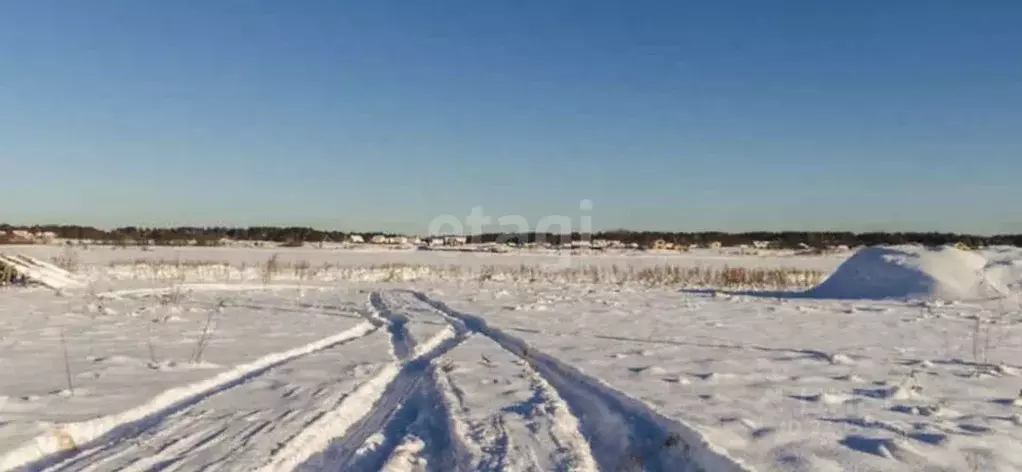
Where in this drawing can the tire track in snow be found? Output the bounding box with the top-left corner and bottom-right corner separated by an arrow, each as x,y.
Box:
313,291 -> 597,472
266,292 -> 467,472
377,292 -> 597,471
408,290 -> 756,472
370,291 -> 414,360
432,335 -> 600,472
44,333 -> 394,472
0,287 -> 380,472
371,290 -> 466,361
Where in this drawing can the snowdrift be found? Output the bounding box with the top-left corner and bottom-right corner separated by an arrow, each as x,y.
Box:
807,245 -> 1009,301
0,253 -> 84,289
980,246 -> 1022,293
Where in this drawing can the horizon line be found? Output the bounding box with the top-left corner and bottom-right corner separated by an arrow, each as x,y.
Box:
1,223 -> 1019,239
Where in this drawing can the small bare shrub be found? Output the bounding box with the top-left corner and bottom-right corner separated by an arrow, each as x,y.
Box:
60,328 -> 75,396
293,260 -> 311,280
147,324 -> 159,365
0,262 -> 20,285
263,254 -> 280,284
52,247 -> 81,273
191,298 -> 224,364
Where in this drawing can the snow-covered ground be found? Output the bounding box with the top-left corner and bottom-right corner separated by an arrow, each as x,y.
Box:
2,246 -> 1021,471
7,244 -> 847,273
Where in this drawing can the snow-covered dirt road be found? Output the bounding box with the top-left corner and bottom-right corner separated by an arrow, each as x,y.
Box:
3,288 -> 750,472
291,290 -> 748,472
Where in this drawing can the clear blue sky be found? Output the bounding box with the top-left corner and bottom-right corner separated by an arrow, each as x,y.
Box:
2,1 -> 1019,234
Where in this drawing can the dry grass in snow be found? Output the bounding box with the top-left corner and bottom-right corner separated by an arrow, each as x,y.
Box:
71,257 -> 826,291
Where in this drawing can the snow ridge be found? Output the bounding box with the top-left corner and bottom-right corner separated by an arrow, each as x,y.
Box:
288,292 -> 470,471
0,307 -> 377,472
409,290 -> 756,472
0,253 -> 83,289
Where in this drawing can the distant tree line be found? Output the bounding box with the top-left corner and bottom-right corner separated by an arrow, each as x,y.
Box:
2,224 -> 1021,249
0,225 -> 386,246
575,230 -> 1022,249
468,230 -> 1022,249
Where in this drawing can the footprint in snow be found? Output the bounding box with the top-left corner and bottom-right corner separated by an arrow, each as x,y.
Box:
902,359 -> 936,369
790,393 -> 854,405
991,397 -> 1022,407
627,365 -> 667,375
661,376 -> 691,384
693,372 -> 737,383
839,435 -> 924,461
47,388 -> 88,398
853,385 -> 923,401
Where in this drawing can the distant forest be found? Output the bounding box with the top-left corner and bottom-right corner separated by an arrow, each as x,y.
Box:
2,224 -> 1021,249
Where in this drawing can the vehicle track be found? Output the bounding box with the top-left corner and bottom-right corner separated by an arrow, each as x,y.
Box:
5,287 -> 751,472
408,290 -> 754,472
431,335 -> 599,472
286,291 -> 470,471
40,329 -> 387,472
296,290 -> 602,472
1,289 -> 382,472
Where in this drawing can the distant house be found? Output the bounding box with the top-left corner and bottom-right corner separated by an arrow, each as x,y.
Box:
592,239 -> 624,249
651,239 -> 675,251
752,240 -> 771,249
389,236 -> 409,245
10,230 -> 34,243
369,235 -> 387,244
347,235 -> 365,244
707,241 -> 723,249
954,241 -> 971,251
444,236 -> 467,246
428,238 -> 444,247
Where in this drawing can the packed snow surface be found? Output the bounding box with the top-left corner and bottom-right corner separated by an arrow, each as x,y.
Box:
1,246 -> 1021,471
808,245 -> 1011,301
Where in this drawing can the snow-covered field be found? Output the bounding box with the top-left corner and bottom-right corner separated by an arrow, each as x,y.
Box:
2,245 -> 1021,471
8,244 -> 846,273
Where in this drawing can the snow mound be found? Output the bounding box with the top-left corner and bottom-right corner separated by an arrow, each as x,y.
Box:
807,245 -> 1008,301
0,253 -> 84,289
